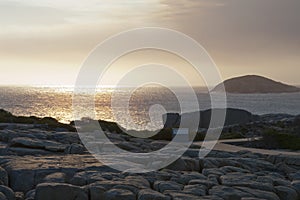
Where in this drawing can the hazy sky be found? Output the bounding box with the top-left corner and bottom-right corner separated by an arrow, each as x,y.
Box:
0,0 -> 299,86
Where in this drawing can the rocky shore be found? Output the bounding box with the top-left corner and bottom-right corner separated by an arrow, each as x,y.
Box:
0,118 -> 299,200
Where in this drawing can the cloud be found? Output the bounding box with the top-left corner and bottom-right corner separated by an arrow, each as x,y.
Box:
158,0 -> 300,68
0,0 -> 299,85
0,0 -> 163,63
0,1 -> 74,26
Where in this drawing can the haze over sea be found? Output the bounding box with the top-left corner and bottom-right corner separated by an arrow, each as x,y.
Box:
0,86 -> 299,130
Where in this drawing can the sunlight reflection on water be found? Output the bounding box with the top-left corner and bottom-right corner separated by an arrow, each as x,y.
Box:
0,86 -> 299,130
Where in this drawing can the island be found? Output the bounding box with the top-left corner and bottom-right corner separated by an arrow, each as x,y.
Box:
212,75 -> 300,94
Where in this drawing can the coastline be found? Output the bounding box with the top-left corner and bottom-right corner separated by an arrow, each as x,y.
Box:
1,86 -> 300,129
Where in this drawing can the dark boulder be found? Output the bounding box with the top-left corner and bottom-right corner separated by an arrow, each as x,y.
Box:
163,108 -> 260,129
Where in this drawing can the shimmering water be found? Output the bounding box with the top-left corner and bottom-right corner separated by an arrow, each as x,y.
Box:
0,86 -> 299,130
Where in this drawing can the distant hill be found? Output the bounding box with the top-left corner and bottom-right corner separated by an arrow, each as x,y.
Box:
212,75 -> 300,94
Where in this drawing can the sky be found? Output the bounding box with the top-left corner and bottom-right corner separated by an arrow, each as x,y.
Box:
0,0 -> 299,86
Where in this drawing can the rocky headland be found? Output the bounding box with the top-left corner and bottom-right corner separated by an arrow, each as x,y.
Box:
0,109 -> 299,200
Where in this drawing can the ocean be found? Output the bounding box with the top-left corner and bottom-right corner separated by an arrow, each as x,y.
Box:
0,86 -> 299,130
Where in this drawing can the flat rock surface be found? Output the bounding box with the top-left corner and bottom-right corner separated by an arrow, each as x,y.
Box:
0,123 -> 299,200
0,154 -> 103,170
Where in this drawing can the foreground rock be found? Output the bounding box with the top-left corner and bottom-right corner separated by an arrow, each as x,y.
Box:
0,185 -> 15,200
138,189 -> 170,200
209,185 -> 280,200
35,183 -> 88,200
0,147 -> 298,200
0,167 -> 8,186
0,120 -> 299,200
0,154 -> 111,192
